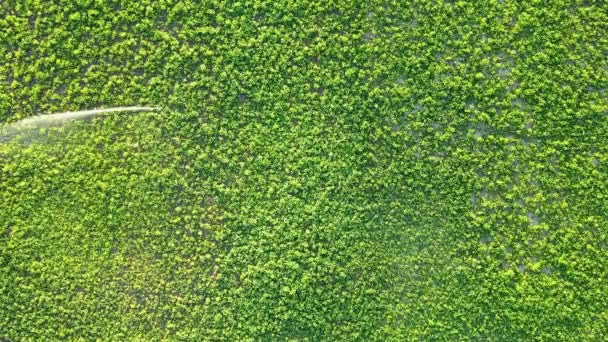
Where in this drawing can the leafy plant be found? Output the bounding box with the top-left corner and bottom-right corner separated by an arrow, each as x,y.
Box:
1,0 -> 607,340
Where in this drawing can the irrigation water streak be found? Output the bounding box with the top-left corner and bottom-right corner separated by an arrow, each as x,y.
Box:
7,106 -> 160,128
0,106 -> 161,143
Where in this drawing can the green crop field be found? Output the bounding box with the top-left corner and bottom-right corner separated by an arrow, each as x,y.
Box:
1,0 -> 607,340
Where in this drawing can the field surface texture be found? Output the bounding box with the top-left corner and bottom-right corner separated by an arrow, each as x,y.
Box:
1,0 -> 607,340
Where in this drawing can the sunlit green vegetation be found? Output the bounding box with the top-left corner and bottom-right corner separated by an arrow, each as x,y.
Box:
1,0 -> 607,340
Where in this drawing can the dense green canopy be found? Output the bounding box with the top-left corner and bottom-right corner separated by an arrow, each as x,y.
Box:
1,0 -> 607,340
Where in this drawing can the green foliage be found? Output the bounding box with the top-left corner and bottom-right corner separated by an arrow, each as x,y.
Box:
1,0 -> 608,340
